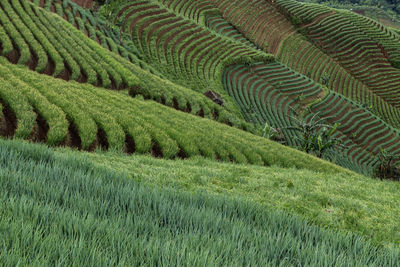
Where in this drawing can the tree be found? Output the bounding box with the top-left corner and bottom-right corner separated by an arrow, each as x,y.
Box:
374,149 -> 400,180
284,110 -> 342,158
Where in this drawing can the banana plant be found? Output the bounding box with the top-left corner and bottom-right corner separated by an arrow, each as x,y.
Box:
284,109 -> 342,158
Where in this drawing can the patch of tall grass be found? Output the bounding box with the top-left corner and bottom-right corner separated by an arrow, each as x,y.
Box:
0,139 -> 399,266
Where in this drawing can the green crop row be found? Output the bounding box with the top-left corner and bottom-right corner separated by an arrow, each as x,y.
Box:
30,0 -> 158,73
0,56 -> 349,173
277,29 -> 400,130
274,0 -> 400,111
205,14 -> 257,48
223,62 -> 323,126
298,12 -> 400,109
29,0 -> 258,130
13,0 -> 64,76
213,0 -> 296,55
0,25 -> 13,56
275,0 -> 332,23
339,10 -> 400,66
310,91 -> 400,172
0,4 -> 31,65
30,0 -> 242,120
144,0 -> 218,26
1,0 -> 48,72
113,0 -> 274,120
224,59 -> 400,173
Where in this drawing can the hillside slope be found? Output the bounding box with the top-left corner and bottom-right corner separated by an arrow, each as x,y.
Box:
1,139 -> 400,265
1,0 -> 400,264
12,0 -> 398,175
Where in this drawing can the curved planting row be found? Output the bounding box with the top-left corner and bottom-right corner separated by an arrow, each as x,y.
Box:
274,0 -> 332,24
292,9 -> 400,108
205,14 -> 257,49
112,0 -> 273,112
2,0 -> 249,129
339,10 -> 400,68
224,60 -> 400,174
223,62 -> 325,146
213,0 -> 296,55
311,91 -> 400,172
30,0 -> 161,76
0,57 -> 344,173
0,0 -> 139,88
70,0 -> 93,9
277,0 -> 400,65
277,34 -> 400,129
156,0 -> 218,24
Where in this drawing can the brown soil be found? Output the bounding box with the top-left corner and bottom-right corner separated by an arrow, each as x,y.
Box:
115,2 -> 148,24
125,6 -> 160,34
169,28 -> 203,62
302,11 -> 336,28
146,16 -> 179,46
56,62 -> 71,81
124,134 -> 136,154
172,97 -> 181,111
200,42 -> 226,78
0,103 -> 16,137
76,70 -> 88,84
137,10 -> 169,42
151,141 -> 163,158
190,37 -> 217,67
162,24 -> 201,58
62,10 -> 68,21
88,128 -> 109,151
43,57 -> 55,76
196,108 -> 205,118
62,121 -> 82,149
5,48 -> 20,64
96,35 -> 101,46
29,111 -> 49,143
352,10 -> 366,16
177,148 -> 188,159
155,21 -> 188,58
194,3 -> 216,22
70,0 -> 94,9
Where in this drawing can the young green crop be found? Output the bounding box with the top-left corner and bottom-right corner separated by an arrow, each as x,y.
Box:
0,56 -> 349,174
0,25 -> 13,56
1,0 -> 48,72
32,4 -> 81,80
13,0 -> 64,76
0,75 -> 35,139
0,63 -> 68,145
0,6 -> 31,65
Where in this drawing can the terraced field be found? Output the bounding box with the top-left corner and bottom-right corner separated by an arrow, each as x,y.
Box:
1,0 -> 400,173
110,0 -> 272,108
1,0 -> 400,263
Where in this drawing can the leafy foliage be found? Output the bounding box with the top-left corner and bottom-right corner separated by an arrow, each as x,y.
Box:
286,110 -> 342,158
374,149 -> 400,180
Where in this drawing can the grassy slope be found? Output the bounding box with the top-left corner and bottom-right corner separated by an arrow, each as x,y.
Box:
1,138 -> 399,266
87,149 -> 400,247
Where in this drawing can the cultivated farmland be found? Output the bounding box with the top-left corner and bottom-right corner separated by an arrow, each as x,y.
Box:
1,0 -> 400,264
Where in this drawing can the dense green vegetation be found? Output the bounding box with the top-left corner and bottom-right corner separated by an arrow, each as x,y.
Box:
14,0 -> 399,175
88,148 -> 400,247
1,0 -> 400,263
1,139 -> 400,265
1,57 -> 350,173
